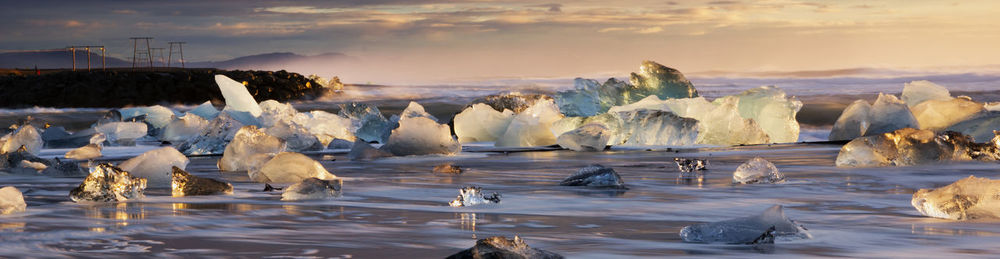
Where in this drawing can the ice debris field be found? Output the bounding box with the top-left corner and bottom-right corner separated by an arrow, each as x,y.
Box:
4,61 -> 1000,257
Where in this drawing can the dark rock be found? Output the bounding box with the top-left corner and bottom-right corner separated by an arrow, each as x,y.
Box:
348,139 -> 392,161
171,166 -> 233,196
40,157 -> 87,177
281,177 -> 343,201
433,163 -> 463,174
446,236 -> 564,259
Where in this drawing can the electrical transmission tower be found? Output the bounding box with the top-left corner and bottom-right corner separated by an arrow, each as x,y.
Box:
150,48 -> 165,67
130,37 -> 154,70
168,42 -> 186,68
67,45 -> 106,71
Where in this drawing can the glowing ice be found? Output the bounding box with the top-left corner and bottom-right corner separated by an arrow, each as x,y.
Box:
732,157 -> 784,184
339,103 -> 391,143
218,125 -> 285,172
65,144 -> 101,160
912,176 -> 1000,220
281,177 -> 343,201
629,60 -> 699,101
215,74 -> 262,117
294,111 -> 355,146
382,115 -> 461,156
910,97 -> 984,130
70,163 -> 147,202
171,166 -> 232,197
93,122 -> 148,146
901,80 -> 952,108
249,152 -> 336,183
399,101 -> 438,121
0,186 -> 26,215
679,205 -> 810,244
559,164 -> 625,188
1,125 -> 42,155
118,147 -> 190,187
449,186 -> 501,207
454,103 -> 514,142
828,100 -> 872,141
496,99 -> 564,147
556,124 -> 610,151
835,128 -> 1000,167
119,105 -> 177,131
258,100 -> 298,128
731,86 -> 802,143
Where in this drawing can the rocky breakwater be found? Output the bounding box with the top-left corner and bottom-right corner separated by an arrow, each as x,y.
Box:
0,69 -> 331,108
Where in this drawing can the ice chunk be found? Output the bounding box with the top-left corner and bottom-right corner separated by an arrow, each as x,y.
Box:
702,97 -> 771,145
180,110 -> 247,155
339,103 -> 392,143
448,186 -> 501,207
93,122 -> 148,146
294,111 -> 355,146
171,166 -> 232,197
187,101 -> 220,120
119,105 -> 177,130
628,60 -> 699,101
496,99 -> 564,147
281,177 -> 343,201
911,97 -> 984,130
266,119 -> 323,152
0,186 -> 26,215
912,176 -> 1000,220
556,123 -> 610,151
160,113 -> 210,142
835,128 -> 1000,167
383,116 -> 461,156
249,152 -> 336,183
901,80 -> 952,108
469,92 -> 554,113
65,144 -> 101,160
732,157 -> 784,184
70,163 -> 147,202
215,74 -> 262,117
347,140 -> 393,161
454,103 -> 515,143
867,93 -> 920,136
733,86 -> 802,143
679,205 -> 810,244
118,147 -> 190,187
42,127 -> 100,148
555,78 -> 602,117
218,125 -> 285,172
615,109 -> 700,146
40,158 -> 87,177
446,236 -> 564,259
828,100 -> 872,141
674,158 -> 708,172
432,163 -> 463,174
1,125 -> 42,155
399,101 -> 438,121
947,111 -> 1000,142
559,164 -> 626,188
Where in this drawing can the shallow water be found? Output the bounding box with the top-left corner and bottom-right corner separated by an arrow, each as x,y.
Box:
3,143 -> 1000,258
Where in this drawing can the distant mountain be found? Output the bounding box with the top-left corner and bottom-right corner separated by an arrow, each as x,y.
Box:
187,52 -> 355,70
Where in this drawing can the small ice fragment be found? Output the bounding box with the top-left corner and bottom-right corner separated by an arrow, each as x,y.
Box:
559,164 -> 626,188
93,122 -> 148,146
171,166 -> 233,197
281,177 -> 343,201
912,175 -> 1000,220
1,146 -> 51,174
674,158 -> 708,172
449,186 -> 501,207
327,138 -> 354,149
1,125 -> 42,155
732,157 -> 784,184
556,123 -> 610,151
249,152 -> 336,183
432,163 -> 463,174
679,205 -> 810,244
215,75 -> 263,117
65,144 -> 102,160
266,119 -> 323,152
70,163 -> 147,202
118,147 -> 190,187
446,236 -> 564,259
218,125 -> 285,172
0,186 -> 26,215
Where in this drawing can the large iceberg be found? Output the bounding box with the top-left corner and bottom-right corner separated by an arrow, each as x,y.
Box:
912,176 -> 1000,220
218,125 -> 285,172
732,157 -> 784,184
118,147 -> 190,187
835,128 -> 1000,167
249,152 -> 337,183
1,125 -> 42,155
446,236 -> 563,259
215,74 -> 262,117
70,163 -> 147,202
281,177 -> 343,201
93,122 -> 148,146
679,205 -> 810,244
556,123 -> 610,151
495,99 -> 564,147
453,103 -> 515,143
604,95 -> 772,146
0,186 -> 26,215
339,103 -> 392,143
383,103 -> 461,156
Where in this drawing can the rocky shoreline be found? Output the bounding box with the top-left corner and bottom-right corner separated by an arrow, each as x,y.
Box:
0,69 -> 331,108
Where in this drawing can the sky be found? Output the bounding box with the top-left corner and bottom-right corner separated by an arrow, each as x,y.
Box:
2,0 -> 999,84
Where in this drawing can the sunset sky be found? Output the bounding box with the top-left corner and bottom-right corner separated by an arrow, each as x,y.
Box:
2,0 -> 999,84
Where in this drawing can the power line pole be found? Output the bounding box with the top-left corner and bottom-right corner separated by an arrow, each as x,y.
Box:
168,42 -> 186,68
68,45 -> 106,71
151,48 -> 165,67
130,37 -> 154,70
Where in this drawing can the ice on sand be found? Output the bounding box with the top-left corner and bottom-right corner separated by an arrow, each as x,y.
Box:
281,177 -> 343,201
0,186 -> 26,215
901,80 -> 952,108
161,113 -> 210,142
215,75 -> 262,117
171,166 -> 233,197
218,125 -> 285,172
679,205 -> 810,244
454,103 -> 515,142
910,97 -> 983,130
446,236 -> 563,259
339,103 -> 392,144
118,147 -> 190,187
732,157 -> 784,184
835,128 -> 1000,167
93,122 -> 148,146
70,163 -> 147,202
495,99 -> 564,147
556,123 -> 610,151
449,186 -> 501,207
65,144 -> 101,160
912,176 -> 1000,220
249,152 -> 336,183
559,164 -> 626,188
1,125 -> 42,155
382,115 -> 461,156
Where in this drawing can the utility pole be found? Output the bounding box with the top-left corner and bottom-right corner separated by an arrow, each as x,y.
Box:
130,37 -> 154,70
168,42 -> 186,68
151,48 -> 165,67
68,45 -> 106,71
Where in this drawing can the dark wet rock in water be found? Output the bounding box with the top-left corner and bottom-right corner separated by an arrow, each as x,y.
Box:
433,163 -> 463,174
171,166 -> 233,197
559,164 -> 625,188
674,158 -> 708,172
449,186 -> 501,207
69,163 -> 146,202
40,158 -> 87,177
327,138 -> 354,149
446,236 -> 564,259
347,139 -> 392,161
469,92 -> 555,113
0,145 -> 52,174
281,177 -> 343,201
263,183 -> 283,192
679,205 -> 810,244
